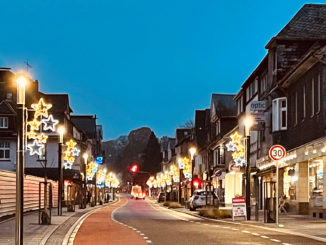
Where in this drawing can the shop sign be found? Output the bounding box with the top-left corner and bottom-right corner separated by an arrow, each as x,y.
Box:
252,112 -> 265,122
250,101 -> 266,112
232,197 -> 247,220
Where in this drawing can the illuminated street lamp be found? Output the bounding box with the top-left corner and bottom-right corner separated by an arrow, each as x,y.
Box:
57,125 -> 65,215
189,147 -> 197,196
243,115 -> 254,220
16,74 -> 27,245
178,157 -> 184,204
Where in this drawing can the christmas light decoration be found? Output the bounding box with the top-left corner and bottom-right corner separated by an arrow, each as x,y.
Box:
26,98 -> 59,157
27,140 -> 45,156
227,131 -> 246,167
63,139 -> 80,169
31,98 -> 52,118
42,114 -> 59,132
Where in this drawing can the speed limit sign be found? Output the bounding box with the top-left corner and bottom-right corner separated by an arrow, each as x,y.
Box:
269,145 -> 286,161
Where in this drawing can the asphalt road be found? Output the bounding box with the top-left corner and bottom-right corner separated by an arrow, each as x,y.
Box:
113,195 -> 326,245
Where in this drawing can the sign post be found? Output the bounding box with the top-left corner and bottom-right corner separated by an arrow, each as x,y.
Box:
232,197 -> 247,221
269,145 -> 286,225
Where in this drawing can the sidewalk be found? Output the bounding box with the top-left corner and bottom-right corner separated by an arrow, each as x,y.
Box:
156,200 -> 326,242
0,202 -> 114,245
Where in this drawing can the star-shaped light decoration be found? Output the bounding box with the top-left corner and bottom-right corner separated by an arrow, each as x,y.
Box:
42,115 -> 59,132
71,147 -> 80,157
230,131 -> 242,144
234,157 -> 246,167
63,162 -> 73,169
31,98 -> 52,118
66,139 -> 77,149
27,119 -> 42,131
37,133 -> 48,144
226,141 -> 237,152
27,140 -> 45,156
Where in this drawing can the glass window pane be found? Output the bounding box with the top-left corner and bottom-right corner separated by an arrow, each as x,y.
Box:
4,150 -> 9,159
0,150 -> 4,159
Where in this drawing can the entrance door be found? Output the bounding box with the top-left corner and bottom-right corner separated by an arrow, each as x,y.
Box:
263,181 -> 276,223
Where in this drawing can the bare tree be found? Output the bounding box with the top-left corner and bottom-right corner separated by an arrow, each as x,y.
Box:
180,119 -> 194,129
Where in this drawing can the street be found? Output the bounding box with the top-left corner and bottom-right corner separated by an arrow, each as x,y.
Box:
72,195 -> 326,245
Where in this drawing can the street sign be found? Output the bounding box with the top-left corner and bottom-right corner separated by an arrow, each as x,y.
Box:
269,145 -> 286,161
232,197 -> 247,221
250,101 -> 266,112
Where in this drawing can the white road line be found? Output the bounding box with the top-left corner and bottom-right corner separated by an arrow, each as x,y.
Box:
140,234 -> 145,236
261,235 -> 269,239
143,237 -> 149,239
232,228 -> 239,231
242,230 -> 250,233
282,243 -> 291,245
252,233 -> 260,236
146,240 -> 152,243
271,239 -> 281,242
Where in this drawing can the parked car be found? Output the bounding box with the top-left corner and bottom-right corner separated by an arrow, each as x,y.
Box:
188,190 -> 218,211
157,192 -> 166,203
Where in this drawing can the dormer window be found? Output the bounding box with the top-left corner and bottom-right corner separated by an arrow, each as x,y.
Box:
0,117 -> 8,129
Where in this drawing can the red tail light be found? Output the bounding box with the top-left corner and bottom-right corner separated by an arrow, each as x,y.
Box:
194,196 -> 199,200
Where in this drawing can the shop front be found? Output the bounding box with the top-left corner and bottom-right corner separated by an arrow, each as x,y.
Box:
257,139 -> 326,217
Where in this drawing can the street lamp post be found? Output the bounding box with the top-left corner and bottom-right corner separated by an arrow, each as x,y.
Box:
189,147 -> 197,196
244,116 -> 254,221
16,75 -> 27,245
57,126 -> 65,216
82,153 -> 88,208
178,158 -> 184,204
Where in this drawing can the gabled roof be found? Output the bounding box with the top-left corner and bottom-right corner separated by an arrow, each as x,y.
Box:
0,100 -> 16,115
71,115 -> 97,138
266,4 -> 326,48
210,94 -> 236,119
39,93 -> 73,114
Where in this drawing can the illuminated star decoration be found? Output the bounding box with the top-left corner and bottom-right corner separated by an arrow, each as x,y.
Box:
27,119 -> 42,131
37,133 -> 48,143
63,162 -> 73,169
31,98 -> 52,118
27,140 -> 45,156
71,147 -> 80,157
226,141 -> 237,152
226,131 -> 247,167
42,115 -> 59,132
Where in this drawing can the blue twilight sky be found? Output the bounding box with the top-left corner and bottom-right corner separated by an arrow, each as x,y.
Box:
0,0 -> 323,140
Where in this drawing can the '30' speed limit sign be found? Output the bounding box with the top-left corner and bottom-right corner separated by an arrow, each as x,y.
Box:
269,145 -> 286,161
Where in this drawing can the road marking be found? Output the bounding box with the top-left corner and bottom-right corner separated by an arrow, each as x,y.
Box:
146,240 -> 152,243
232,228 -> 239,231
140,233 -> 145,236
143,237 -> 149,239
261,235 -> 269,239
242,230 -> 250,233
282,243 -> 291,245
271,239 -> 281,242
252,233 -> 260,236
203,223 -> 209,226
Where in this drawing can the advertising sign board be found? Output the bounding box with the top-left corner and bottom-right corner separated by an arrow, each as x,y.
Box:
232,197 -> 247,221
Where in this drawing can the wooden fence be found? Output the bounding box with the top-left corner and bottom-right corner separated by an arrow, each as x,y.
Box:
0,170 -> 58,217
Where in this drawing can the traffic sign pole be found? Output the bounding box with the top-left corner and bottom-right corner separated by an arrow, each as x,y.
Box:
269,145 -> 286,226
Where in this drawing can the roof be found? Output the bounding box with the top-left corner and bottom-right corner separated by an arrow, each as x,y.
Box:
0,100 -> 16,115
39,93 -> 73,114
71,115 -> 97,137
210,94 -> 236,118
266,4 -> 326,48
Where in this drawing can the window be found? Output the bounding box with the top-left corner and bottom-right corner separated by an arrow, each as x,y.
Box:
217,145 -> 225,165
311,78 -> 315,116
272,97 -> 287,132
317,73 -> 321,113
260,72 -> 268,94
237,96 -> 243,115
0,142 -> 10,160
216,120 -> 220,135
246,80 -> 258,102
0,117 -> 8,128
6,93 -> 12,101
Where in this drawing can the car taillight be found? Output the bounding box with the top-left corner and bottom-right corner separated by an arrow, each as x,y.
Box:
194,196 -> 199,200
